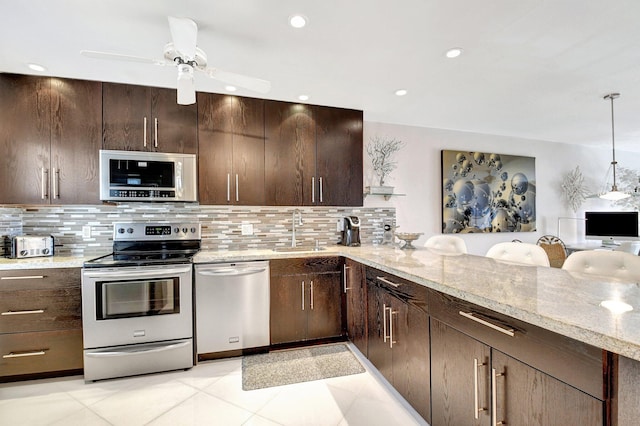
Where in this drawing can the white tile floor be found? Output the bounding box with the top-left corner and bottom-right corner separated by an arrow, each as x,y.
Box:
0,344 -> 427,426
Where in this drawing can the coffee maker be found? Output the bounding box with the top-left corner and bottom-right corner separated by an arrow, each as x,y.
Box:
339,216 -> 361,246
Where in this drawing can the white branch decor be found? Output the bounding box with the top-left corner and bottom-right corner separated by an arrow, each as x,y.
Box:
366,136 -> 405,186
561,165 -> 590,212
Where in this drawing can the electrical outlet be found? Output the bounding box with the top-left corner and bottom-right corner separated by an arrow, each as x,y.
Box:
241,224 -> 254,236
82,225 -> 92,238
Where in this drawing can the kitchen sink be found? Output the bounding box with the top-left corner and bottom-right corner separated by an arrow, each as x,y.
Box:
272,246 -> 326,253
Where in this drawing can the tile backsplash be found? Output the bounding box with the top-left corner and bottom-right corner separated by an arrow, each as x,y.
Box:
0,204 -> 396,257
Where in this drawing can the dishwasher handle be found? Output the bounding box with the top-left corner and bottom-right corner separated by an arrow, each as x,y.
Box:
197,268 -> 267,277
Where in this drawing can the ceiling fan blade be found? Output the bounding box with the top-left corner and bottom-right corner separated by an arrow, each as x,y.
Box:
81,50 -> 166,65
176,64 -> 196,105
206,68 -> 271,94
168,16 -> 198,60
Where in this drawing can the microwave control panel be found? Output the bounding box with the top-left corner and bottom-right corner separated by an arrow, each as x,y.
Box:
109,189 -> 176,198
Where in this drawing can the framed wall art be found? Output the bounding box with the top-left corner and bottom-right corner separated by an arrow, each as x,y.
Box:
441,150 -> 536,234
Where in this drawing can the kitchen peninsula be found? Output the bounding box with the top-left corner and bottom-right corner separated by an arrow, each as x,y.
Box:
2,245 -> 639,424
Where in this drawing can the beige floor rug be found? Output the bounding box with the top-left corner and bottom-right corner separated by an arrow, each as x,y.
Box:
242,343 -> 365,391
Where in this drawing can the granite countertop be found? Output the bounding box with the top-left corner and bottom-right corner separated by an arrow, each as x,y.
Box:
0,254 -> 103,270
197,245 -> 640,362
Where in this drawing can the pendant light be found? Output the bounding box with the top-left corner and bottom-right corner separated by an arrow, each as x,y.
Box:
599,93 -> 631,201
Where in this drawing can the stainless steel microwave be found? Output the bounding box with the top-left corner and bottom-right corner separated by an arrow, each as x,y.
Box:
99,150 -> 197,202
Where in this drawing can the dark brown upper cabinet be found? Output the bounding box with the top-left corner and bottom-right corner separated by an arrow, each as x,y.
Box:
265,100 -> 363,206
0,74 -> 102,204
102,83 -> 197,154
197,93 -> 265,205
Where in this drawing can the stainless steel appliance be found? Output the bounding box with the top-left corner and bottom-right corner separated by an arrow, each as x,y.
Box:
339,216 -> 361,246
99,150 -> 197,202
82,222 -> 201,381
10,235 -> 54,258
195,261 -> 270,357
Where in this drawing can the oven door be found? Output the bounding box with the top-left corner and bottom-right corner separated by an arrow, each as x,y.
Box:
81,264 -> 193,349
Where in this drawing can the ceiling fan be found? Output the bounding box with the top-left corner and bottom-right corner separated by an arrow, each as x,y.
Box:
81,16 -> 271,105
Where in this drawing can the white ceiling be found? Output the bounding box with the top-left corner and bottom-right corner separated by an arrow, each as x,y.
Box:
3,0 -> 640,152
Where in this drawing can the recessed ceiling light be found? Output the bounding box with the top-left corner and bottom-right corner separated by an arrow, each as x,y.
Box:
445,48 -> 463,58
27,63 -> 47,72
298,94 -> 309,101
225,85 -> 237,92
395,89 -> 408,97
289,14 -> 308,28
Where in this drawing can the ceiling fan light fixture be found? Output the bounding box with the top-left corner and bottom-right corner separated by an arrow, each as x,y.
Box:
176,63 -> 196,105
599,93 -> 630,201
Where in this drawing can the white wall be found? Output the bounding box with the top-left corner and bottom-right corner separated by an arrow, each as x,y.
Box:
363,121 -> 640,255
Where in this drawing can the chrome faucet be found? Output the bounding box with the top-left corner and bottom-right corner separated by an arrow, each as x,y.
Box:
291,209 -> 303,247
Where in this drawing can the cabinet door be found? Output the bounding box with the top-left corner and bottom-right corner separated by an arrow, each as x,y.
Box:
393,298 -> 431,422
367,282 -> 393,382
345,259 -> 367,355
102,82 -> 151,151
152,87 -> 197,154
306,272 -> 342,340
230,96 -> 265,205
492,350 -> 603,426
264,100 -> 316,205
270,274 -> 307,344
315,106 -> 363,206
0,74 -> 51,204
431,318 -> 491,426
198,93 -> 234,204
50,78 -> 102,204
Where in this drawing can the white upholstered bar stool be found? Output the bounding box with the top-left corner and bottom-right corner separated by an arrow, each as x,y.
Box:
562,250 -> 640,281
424,235 -> 468,254
485,242 -> 551,267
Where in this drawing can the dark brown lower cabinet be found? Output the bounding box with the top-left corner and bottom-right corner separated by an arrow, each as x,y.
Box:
270,258 -> 342,345
430,317 -> 604,426
366,267 -> 430,422
344,258 -> 367,356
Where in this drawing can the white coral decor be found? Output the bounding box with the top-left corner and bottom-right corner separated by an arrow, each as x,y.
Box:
561,166 -> 589,212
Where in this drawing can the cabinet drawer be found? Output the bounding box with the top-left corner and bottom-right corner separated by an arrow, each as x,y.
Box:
270,257 -> 341,276
0,329 -> 83,379
0,268 -> 80,291
430,290 -> 606,399
365,267 -> 428,314
0,286 -> 82,333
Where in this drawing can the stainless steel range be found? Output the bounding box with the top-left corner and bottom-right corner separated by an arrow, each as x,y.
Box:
81,222 -> 200,381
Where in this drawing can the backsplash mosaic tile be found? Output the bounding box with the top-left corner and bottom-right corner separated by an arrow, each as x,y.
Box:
1,204 -> 396,257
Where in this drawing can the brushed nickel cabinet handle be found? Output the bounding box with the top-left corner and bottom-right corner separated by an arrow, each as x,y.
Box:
376,276 -> 400,288
389,308 -> 397,348
3,350 -> 46,359
459,311 -> 515,337
310,280 -> 314,310
1,275 -> 45,280
52,168 -> 60,199
301,281 -> 305,311
492,368 -> 506,425
319,177 -> 323,203
474,358 -> 487,419
227,173 -> 231,202
1,309 -> 45,316
41,168 -> 49,199
343,264 -> 351,293
143,117 -> 147,147
311,177 -> 316,203
382,303 -> 388,343
235,174 -> 239,202
154,117 -> 158,148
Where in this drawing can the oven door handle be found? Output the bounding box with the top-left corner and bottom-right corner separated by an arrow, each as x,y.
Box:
85,341 -> 190,358
83,266 -> 192,279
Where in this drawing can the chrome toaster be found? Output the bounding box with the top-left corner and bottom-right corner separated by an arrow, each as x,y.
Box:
11,235 -> 54,259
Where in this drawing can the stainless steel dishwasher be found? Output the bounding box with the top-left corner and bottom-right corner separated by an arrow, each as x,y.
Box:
195,261 -> 270,354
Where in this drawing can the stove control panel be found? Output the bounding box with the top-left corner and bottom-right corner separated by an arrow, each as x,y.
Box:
113,222 -> 201,241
